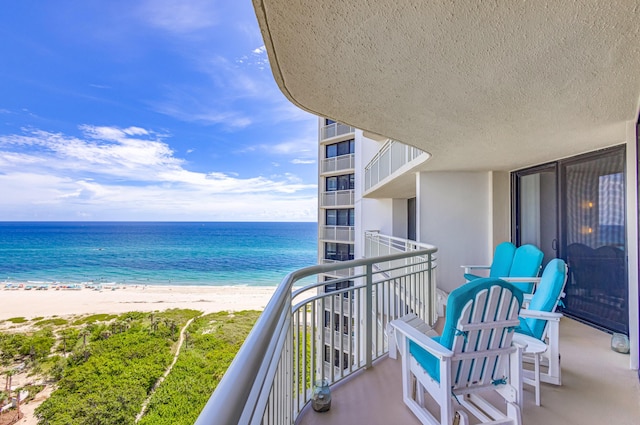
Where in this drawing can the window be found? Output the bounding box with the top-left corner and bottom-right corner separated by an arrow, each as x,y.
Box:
325,174 -> 354,192
325,346 -> 350,369
326,144 -> 338,158
325,139 -> 355,158
324,277 -> 354,298
325,118 -> 336,126
326,209 -> 354,226
324,243 -> 354,261
342,352 -> 351,370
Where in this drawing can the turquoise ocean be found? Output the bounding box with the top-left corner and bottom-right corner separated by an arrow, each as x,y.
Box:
0,222 -> 318,287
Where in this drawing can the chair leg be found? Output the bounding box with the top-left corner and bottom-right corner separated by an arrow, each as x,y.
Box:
506,401 -> 522,425
534,353 -> 541,406
453,411 -> 469,425
543,320 -> 562,385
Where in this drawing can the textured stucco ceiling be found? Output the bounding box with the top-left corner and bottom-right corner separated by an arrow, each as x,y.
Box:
254,0 -> 640,171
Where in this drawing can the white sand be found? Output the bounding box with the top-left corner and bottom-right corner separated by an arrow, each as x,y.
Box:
0,285 -> 279,320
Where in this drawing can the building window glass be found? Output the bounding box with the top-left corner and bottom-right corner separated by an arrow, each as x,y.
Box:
343,352 -> 351,369
326,144 -> 338,158
324,277 -> 354,298
324,243 -> 354,261
325,139 -> 355,158
325,118 -> 335,126
326,176 -> 338,191
325,174 -> 354,192
326,209 -> 354,226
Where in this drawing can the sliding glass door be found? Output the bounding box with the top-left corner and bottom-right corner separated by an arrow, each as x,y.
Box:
513,164 -> 558,267
562,146 -> 627,334
513,145 -> 628,334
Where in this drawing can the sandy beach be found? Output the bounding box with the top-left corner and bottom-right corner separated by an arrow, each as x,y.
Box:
0,285 -> 279,321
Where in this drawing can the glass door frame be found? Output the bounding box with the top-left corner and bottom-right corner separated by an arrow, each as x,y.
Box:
512,144 -> 629,334
511,161 -> 560,256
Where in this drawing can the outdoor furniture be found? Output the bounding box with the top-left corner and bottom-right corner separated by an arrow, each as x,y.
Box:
389,278 -> 524,425
462,241 -> 516,281
506,245 -> 544,293
512,258 -> 568,405
462,243 -> 543,294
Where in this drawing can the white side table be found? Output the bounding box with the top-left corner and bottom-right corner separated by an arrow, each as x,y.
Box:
512,333 -> 547,406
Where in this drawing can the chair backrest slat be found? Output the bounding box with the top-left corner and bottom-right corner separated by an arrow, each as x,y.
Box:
449,283 -> 522,389
455,289 -> 487,385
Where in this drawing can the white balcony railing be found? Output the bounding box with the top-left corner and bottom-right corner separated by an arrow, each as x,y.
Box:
321,153 -> 355,174
364,140 -> 425,191
320,189 -> 354,207
322,225 -> 355,242
195,247 -> 438,425
322,258 -> 355,278
320,122 -> 355,140
364,230 -> 430,257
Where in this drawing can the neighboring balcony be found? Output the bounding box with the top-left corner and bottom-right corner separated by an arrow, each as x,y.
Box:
321,225 -> 355,243
321,122 -> 355,140
363,140 -> 430,198
321,153 -> 355,174
322,259 -> 355,278
320,190 -> 354,207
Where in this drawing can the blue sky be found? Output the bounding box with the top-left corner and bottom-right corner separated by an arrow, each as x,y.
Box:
0,0 -> 318,221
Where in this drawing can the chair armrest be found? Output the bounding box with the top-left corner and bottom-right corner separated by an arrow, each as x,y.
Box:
519,309 -> 563,321
389,319 -> 453,359
501,276 -> 542,293
460,264 -> 490,274
461,265 -> 491,277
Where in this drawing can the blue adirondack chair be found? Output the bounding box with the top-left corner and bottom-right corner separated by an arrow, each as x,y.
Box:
389,278 -> 525,425
512,258 -> 568,405
462,241 -> 516,281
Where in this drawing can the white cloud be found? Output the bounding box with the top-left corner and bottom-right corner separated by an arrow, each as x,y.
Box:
241,132 -> 318,160
138,0 -> 218,34
0,126 -> 317,221
291,159 -> 315,164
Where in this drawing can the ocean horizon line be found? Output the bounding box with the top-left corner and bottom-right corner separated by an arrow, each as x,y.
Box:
0,220 -> 318,224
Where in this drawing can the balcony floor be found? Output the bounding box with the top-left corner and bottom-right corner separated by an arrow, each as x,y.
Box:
297,318 -> 640,425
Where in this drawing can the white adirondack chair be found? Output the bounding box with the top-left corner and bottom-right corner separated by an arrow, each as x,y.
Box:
389,278 -> 524,425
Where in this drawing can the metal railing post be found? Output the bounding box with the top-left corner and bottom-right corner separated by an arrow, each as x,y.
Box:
365,263 -> 373,368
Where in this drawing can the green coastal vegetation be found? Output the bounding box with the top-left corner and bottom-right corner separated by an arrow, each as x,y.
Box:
0,309 -> 260,424
139,310 -> 261,425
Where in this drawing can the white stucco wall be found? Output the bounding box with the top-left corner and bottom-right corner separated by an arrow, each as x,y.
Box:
355,132 -> 393,258
391,198 -> 408,239
417,171 -> 492,293
491,171 -> 511,246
